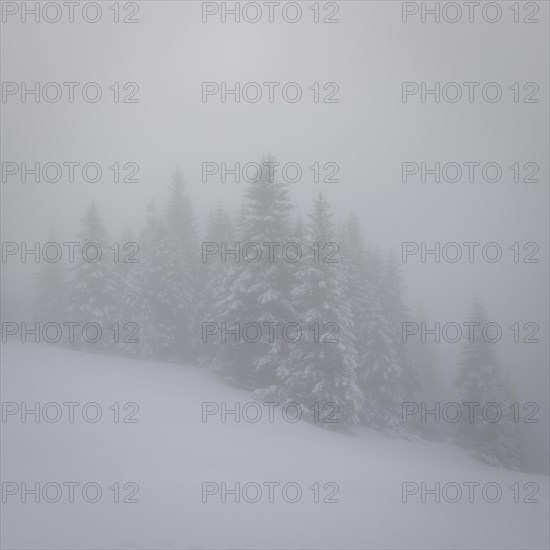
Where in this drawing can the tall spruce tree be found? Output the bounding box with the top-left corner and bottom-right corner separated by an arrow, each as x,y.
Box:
343,215 -> 370,375
119,201 -> 173,359
67,202 -> 119,351
280,194 -> 362,431
212,156 -> 294,392
385,252 -> 425,434
200,204 -> 234,367
162,168 -> 200,362
114,228 -> 138,293
454,299 -> 524,470
358,249 -> 422,435
109,228 -> 139,354
407,301 -> 442,440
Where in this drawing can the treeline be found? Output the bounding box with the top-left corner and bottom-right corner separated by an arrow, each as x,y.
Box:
33,162 -> 524,471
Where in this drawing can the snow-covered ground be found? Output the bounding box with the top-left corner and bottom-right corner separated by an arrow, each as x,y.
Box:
1,343 -> 548,549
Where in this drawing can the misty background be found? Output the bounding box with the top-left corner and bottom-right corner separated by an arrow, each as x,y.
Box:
2,1 -> 548,471
1,0 -> 549,521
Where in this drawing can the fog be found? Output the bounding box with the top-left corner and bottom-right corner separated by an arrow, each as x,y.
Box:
1,1 -> 549,548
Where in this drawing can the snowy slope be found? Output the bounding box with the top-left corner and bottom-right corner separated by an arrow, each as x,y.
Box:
1,343 -> 548,549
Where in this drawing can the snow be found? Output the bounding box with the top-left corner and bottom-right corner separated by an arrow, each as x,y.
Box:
1,343 -> 548,549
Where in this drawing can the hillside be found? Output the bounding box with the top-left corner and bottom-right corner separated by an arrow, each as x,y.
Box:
1,343 -> 548,549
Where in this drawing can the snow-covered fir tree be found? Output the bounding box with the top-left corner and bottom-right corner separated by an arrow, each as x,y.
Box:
212,156 -> 294,392
120,169 -> 200,364
113,228 -> 138,293
358,249 -> 421,435
407,301 -> 442,440
454,299 -> 524,470
279,194 -> 362,431
108,228 -> 140,353
342,214 -> 370,378
162,168 -> 201,362
384,252 -> 425,434
67,202 -> 119,351
199,204 -> 234,367
119,201 -> 173,359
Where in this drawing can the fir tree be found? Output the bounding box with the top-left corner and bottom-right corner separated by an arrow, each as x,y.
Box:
212,156 -> 294,392
115,228 -> 138,290
280,194 -> 362,431
162,168 -> 200,362
342,215 -> 369,376
454,299 -> 524,470
119,201 -> 174,359
199,204 -> 234,366
357,249 -> 422,435
111,228 -> 139,353
407,301 -> 442,440
359,249 -> 403,432
67,202 -> 119,351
